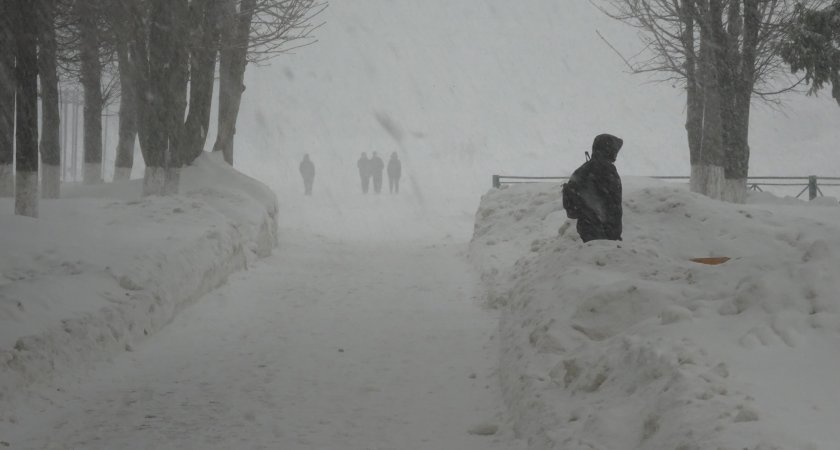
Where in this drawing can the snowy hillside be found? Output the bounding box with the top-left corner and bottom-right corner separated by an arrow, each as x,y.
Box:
234,0 -> 840,211
471,181 -> 840,449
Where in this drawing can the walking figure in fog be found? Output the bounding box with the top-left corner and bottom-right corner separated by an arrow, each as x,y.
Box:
299,154 -> 315,196
562,134 -> 623,242
370,152 -> 385,194
387,152 -> 402,194
358,152 -> 372,194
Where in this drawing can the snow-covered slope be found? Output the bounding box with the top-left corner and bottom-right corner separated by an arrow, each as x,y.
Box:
0,154 -> 278,405
471,181 -> 840,449
234,0 -> 840,213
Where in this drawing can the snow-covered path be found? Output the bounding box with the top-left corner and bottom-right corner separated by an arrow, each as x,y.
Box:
4,224 -> 515,449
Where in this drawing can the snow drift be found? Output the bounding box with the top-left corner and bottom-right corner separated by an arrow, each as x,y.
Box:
471,180 -> 840,450
0,153 -> 278,406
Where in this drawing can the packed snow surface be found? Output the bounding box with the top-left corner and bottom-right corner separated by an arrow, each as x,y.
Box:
0,153 -> 278,405
0,175 -> 521,449
471,180 -> 840,450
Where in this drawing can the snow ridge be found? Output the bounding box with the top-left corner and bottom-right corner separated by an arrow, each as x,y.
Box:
471,180 -> 840,449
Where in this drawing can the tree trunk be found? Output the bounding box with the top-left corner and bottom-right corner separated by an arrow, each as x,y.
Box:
182,0 -> 223,165
682,4 -> 705,193
144,0 -> 189,195
163,0 -> 189,194
114,41 -> 137,181
79,0 -> 103,185
718,0 -> 740,203
14,0 -> 39,217
722,94 -> 750,203
723,0 -> 760,204
126,1 -> 169,196
0,4 -> 15,197
39,0 -> 61,198
693,0 -> 726,200
126,0 -> 153,170
686,80 -> 706,192
213,0 -> 256,166
134,0 -> 166,195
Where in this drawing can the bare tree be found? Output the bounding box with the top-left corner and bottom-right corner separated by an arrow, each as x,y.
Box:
113,40 -> 137,180
40,0 -> 62,198
181,0 -> 225,165
718,0 -> 761,202
0,3 -> 14,197
120,0 -> 205,188
77,0 -> 105,184
213,0 -> 257,166
155,0 -> 190,194
599,0 -> 805,202
15,0 -> 40,217
125,0 -> 154,188
213,0 -> 325,165
97,0 -> 137,181
127,0 -> 190,195
114,0 -> 322,195
695,0 -> 728,199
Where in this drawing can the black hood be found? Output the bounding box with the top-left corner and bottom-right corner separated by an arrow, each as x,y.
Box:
592,134 -> 623,163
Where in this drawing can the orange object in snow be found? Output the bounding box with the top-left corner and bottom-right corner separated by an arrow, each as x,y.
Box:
690,257 -> 731,265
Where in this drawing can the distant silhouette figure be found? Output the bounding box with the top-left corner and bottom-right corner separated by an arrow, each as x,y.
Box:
370,152 -> 385,194
357,153 -> 371,194
299,154 -> 315,196
562,134 -> 623,242
387,152 -> 402,194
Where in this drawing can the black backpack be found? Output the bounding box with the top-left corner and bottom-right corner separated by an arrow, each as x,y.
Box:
562,151 -> 589,219
562,181 -> 580,219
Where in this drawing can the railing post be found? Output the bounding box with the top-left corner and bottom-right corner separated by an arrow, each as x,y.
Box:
809,175 -> 818,200
492,175 -> 500,189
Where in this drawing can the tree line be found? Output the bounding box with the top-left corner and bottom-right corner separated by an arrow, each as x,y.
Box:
600,0 -> 839,203
1,0 -> 324,217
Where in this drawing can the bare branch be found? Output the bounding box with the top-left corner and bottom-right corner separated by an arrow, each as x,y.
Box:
596,29 -> 637,72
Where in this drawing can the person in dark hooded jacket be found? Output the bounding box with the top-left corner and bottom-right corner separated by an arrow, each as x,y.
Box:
370,152 -> 385,194
299,154 -> 315,195
562,134 -> 623,242
387,152 -> 401,194
358,153 -> 371,194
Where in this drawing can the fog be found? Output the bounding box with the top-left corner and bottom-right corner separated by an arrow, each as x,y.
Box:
234,0 -> 840,226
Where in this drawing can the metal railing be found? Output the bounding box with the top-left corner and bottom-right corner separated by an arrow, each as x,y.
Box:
491,175 -> 840,201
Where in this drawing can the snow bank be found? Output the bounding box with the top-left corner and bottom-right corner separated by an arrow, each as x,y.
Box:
0,153 -> 278,405
471,180 -> 840,450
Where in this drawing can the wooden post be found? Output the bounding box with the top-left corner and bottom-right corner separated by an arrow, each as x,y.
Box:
492,175 -> 500,189
809,176 -> 818,201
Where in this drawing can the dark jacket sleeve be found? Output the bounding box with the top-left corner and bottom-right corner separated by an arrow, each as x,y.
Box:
601,165 -> 622,240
